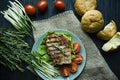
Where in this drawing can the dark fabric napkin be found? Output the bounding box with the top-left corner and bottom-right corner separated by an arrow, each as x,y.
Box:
32,10 -> 118,80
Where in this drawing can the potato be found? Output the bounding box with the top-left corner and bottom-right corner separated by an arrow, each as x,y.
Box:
102,32 -> 120,52
97,20 -> 117,40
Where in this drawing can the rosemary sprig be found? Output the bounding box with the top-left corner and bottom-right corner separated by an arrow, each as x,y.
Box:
0,28 -> 30,72
52,44 -> 65,54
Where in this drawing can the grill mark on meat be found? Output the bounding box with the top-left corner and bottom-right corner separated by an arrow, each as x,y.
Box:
47,50 -> 61,55
46,42 -> 59,47
46,37 -> 60,43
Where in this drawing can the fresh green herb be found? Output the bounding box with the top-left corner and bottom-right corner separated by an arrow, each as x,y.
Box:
71,54 -> 76,59
0,28 -> 30,72
28,52 -> 60,79
41,54 -> 52,62
38,45 -> 47,56
46,32 -> 55,36
52,44 -> 65,54
71,41 -> 75,54
0,28 -> 60,79
1,0 -> 35,37
38,41 -> 53,65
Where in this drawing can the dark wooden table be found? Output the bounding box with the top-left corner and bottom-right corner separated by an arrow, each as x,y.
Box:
0,0 -> 120,80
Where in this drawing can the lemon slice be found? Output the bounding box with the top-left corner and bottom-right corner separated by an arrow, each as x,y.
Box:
102,32 -> 120,52
97,20 -> 117,40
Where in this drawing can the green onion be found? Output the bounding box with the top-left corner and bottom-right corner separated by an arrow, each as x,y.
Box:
1,0 -> 35,37
28,52 -> 60,79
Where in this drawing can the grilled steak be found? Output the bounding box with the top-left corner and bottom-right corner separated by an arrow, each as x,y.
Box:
46,34 -> 71,65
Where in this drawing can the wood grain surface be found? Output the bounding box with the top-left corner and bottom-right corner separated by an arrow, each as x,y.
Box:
0,0 -> 120,80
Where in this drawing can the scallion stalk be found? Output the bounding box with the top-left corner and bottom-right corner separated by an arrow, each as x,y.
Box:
1,0 -> 35,37
28,52 -> 60,79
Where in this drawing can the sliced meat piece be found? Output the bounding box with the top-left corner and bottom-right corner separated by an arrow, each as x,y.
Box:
46,33 -> 71,65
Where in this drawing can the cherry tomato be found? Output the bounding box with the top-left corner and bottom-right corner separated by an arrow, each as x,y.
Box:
70,62 -> 78,73
73,54 -> 83,64
54,0 -> 65,11
73,42 -> 81,54
37,0 -> 48,12
24,4 -> 36,15
60,65 -> 70,77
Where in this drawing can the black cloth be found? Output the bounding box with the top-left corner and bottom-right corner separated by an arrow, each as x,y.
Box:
0,0 -> 120,80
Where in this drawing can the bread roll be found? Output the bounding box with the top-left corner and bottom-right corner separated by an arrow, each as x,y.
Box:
81,10 -> 104,33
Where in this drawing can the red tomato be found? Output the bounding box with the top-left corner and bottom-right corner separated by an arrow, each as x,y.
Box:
73,54 -> 83,64
37,0 -> 48,12
24,4 -> 36,15
73,42 -> 81,54
54,0 -> 65,11
70,62 -> 78,73
60,65 -> 70,77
